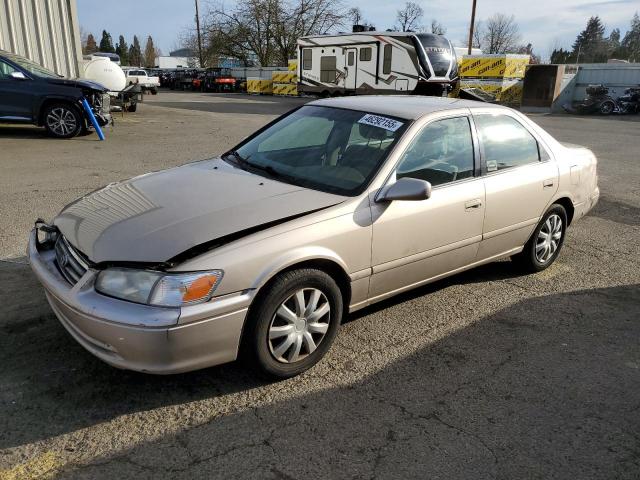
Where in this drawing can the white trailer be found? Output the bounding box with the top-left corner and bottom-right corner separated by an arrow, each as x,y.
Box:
297,32 -> 458,96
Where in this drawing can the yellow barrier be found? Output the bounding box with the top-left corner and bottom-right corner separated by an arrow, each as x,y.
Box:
459,54 -> 529,79
273,83 -> 298,96
271,71 -> 298,84
458,78 -> 524,105
247,78 -> 273,94
288,59 -> 298,71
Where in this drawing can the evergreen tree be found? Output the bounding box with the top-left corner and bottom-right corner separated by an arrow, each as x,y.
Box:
550,48 -> 572,64
128,35 -> 142,67
621,12 -> 640,62
143,36 -> 156,68
572,16 -> 607,63
99,30 -> 115,53
115,35 -> 129,65
85,33 -> 98,54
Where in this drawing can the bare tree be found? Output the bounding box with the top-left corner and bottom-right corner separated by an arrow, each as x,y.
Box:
482,13 -> 521,54
201,0 -> 344,66
430,19 -> 446,35
461,21 -> 483,49
395,1 -> 423,32
347,7 -> 363,26
272,0 -> 345,65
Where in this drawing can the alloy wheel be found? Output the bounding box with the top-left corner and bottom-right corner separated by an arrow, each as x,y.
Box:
268,288 -> 330,364
46,107 -> 77,136
535,214 -> 563,264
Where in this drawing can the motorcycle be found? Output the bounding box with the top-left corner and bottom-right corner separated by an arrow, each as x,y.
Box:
564,84 -> 640,115
617,86 -> 640,114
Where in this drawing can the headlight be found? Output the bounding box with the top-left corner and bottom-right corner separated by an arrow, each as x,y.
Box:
95,268 -> 223,307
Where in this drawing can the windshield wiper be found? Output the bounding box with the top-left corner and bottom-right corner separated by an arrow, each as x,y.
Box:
223,150 -> 303,186
224,149 -> 247,167
224,150 -> 283,178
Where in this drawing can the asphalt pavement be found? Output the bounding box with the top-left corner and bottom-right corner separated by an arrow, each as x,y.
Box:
0,92 -> 638,479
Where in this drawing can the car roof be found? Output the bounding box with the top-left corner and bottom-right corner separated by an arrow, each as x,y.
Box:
308,95 -> 504,120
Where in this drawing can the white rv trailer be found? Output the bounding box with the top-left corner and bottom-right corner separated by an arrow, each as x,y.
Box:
297,32 -> 458,96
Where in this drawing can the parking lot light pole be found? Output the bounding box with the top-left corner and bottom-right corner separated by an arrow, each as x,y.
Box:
195,0 -> 204,68
468,0 -> 477,55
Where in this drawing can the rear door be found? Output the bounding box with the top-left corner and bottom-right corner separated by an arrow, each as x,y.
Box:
472,110 -> 559,260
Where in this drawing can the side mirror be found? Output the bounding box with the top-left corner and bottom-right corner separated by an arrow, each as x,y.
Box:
377,177 -> 432,202
10,71 -> 27,80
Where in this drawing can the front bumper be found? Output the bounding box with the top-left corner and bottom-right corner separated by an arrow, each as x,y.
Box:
27,229 -> 250,374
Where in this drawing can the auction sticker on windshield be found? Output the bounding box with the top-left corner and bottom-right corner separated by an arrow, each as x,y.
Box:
358,114 -> 404,132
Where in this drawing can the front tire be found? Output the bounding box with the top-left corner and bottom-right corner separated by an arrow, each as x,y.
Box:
512,204 -> 567,273
43,103 -> 83,139
599,100 -> 615,115
243,269 -> 343,379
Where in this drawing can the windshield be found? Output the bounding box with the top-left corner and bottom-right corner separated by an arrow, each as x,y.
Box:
2,52 -> 61,78
415,34 -> 455,78
226,105 -> 409,196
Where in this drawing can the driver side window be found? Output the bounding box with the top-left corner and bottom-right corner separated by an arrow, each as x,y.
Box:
0,60 -> 18,79
396,116 -> 475,186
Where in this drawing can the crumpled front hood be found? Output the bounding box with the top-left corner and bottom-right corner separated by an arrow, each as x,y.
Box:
54,159 -> 345,264
46,77 -> 108,92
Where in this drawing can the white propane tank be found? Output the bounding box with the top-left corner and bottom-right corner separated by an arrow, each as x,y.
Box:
81,57 -> 126,92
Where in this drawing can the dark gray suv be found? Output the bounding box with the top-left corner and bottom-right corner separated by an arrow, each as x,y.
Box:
0,49 -> 111,138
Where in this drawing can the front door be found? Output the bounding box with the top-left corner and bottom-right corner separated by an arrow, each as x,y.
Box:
344,48 -> 357,91
0,59 -> 32,120
472,111 -> 559,260
369,115 -> 485,301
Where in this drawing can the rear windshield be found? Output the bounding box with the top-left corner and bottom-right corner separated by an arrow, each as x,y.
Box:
226,106 -> 410,196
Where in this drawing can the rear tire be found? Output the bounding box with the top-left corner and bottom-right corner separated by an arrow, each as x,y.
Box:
512,204 -> 567,273
243,269 -> 343,379
43,102 -> 83,139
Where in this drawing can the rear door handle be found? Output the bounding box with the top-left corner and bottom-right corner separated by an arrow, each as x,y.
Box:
543,179 -> 555,188
465,199 -> 483,210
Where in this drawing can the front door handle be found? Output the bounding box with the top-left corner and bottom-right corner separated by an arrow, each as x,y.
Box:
543,178 -> 555,188
465,199 -> 483,210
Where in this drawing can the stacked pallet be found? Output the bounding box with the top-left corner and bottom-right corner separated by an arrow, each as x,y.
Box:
272,61 -> 298,96
458,54 -> 529,105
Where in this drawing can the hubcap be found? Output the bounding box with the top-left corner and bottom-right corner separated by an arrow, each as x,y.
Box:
535,214 -> 563,264
46,107 -> 77,136
268,288 -> 330,364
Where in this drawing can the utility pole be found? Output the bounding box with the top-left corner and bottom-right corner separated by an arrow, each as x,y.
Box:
467,0 -> 477,55
195,0 -> 204,67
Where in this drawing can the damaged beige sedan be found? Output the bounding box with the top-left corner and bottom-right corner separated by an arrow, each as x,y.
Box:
28,96 -> 599,378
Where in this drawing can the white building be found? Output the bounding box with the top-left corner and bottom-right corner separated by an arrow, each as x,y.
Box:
0,0 -> 82,77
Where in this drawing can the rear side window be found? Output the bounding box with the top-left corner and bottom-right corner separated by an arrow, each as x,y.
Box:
359,47 -> 372,61
320,56 -> 337,83
383,44 -> 393,74
302,49 -> 312,70
396,116 -> 475,186
474,114 -> 540,171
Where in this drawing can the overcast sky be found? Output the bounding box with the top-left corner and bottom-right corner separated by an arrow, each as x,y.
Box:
77,0 -> 639,60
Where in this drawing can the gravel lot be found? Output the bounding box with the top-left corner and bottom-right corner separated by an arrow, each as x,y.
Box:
0,92 -> 638,479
